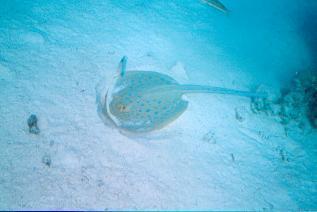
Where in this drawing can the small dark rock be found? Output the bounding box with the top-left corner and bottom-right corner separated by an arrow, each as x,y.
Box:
42,154 -> 51,167
49,140 -> 55,147
97,179 -> 104,187
235,107 -> 246,122
230,153 -> 235,162
27,114 -> 40,134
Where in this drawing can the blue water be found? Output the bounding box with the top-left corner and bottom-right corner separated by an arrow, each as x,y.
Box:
0,0 -> 316,210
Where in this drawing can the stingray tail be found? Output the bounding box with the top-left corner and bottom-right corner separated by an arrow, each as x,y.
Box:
147,84 -> 267,98
180,85 -> 267,98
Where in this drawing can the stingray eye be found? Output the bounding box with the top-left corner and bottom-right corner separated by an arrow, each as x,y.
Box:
117,104 -> 128,112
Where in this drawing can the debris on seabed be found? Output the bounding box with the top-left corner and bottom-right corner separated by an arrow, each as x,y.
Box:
27,114 -> 40,134
230,153 -> 235,162
42,154 -> 52,167
235,106 -> 247,122
202,130 -> 217,144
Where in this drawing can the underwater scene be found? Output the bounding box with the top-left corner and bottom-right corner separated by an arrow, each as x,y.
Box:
0,0 -> 316,210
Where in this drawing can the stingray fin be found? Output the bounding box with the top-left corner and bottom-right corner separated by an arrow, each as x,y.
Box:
145,84 -> 268,98
117,56 -> 128,77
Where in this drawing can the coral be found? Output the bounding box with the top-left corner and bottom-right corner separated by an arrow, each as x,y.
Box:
250,85 -> 281,116
308,90 -> 317,128
251,70 -> 317,130
292,70 -> 317,129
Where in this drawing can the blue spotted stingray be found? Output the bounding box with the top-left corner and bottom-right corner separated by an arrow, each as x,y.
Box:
104,56 -> 266,132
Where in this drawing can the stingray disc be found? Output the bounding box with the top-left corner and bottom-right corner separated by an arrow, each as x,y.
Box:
105,71 -> 188,132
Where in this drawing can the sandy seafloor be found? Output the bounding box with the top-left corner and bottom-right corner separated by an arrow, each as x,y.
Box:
0,0 -> 316,210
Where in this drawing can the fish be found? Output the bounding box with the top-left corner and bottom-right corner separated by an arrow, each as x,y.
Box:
102,56 -> 266,132
201,0 -> 228,13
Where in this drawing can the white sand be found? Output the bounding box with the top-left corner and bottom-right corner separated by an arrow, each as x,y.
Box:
0,0 -> 316,210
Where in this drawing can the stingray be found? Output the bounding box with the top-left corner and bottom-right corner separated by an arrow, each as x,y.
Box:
102,56 -> 266,133
201,0 -> 228,13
